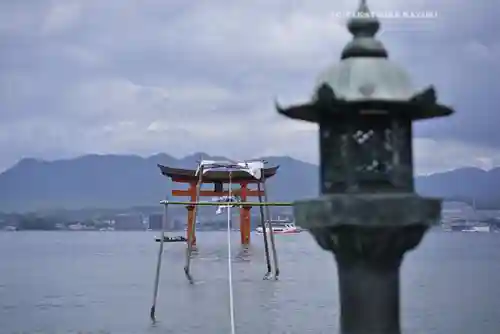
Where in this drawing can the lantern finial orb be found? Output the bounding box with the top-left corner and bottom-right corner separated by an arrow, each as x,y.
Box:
342,0 -> 388,59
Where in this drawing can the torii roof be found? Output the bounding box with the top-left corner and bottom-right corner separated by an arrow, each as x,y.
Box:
157,164 -> 279,182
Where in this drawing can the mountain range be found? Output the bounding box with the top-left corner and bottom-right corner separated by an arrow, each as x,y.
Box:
0,153 -> 498,213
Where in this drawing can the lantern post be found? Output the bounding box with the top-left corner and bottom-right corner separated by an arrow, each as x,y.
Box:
276,1 -> 454,333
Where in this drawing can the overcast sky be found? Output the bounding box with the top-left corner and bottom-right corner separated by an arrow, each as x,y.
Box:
0,0 -> 497,175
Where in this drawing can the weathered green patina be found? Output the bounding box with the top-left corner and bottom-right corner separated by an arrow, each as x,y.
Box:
276,0 -> 454,333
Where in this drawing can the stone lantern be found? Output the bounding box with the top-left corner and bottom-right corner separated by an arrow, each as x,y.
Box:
276,1 -> 454,333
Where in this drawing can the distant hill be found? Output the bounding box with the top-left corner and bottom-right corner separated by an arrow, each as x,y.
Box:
0,153 -> 318,212
416,167 -> 500,208
0,153 -> 498,212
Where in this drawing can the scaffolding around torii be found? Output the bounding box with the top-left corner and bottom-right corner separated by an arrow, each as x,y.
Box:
149,159 -> 293,322
157,160 -> 281,246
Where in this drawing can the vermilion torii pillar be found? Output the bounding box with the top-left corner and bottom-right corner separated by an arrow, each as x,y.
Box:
157,164 -> 279,246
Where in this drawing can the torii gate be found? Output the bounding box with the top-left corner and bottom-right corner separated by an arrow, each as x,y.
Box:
157,163 -> 280,246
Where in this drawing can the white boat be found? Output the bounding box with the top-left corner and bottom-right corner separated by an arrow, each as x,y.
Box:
256,221 -> 301,234
462,226 -> 490,233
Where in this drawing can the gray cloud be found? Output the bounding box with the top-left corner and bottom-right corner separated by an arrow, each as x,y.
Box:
0,0 -> 498,173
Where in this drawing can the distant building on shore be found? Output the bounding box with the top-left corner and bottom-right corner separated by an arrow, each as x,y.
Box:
114,214 -> 144,231
148,213 -> 164,230
148,213 -> 184,231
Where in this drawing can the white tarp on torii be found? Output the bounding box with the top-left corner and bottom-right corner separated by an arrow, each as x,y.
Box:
195,160 -> 264,180
194,159 -> 265,215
